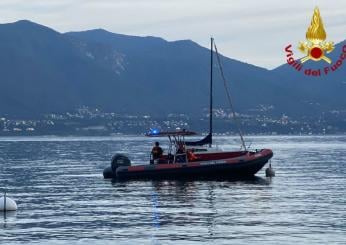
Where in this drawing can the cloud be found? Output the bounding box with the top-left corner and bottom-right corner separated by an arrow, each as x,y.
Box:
0,0 -> 345,68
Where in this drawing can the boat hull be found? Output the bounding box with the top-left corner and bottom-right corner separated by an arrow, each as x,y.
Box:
103,149 -> 273,180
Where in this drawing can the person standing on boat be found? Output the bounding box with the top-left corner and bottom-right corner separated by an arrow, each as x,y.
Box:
151,142 -> 163,163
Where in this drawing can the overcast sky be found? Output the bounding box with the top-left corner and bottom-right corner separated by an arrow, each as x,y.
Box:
0,0 -> 345,69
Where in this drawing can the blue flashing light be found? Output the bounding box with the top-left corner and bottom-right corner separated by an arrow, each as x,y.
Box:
150,128 -> 160,135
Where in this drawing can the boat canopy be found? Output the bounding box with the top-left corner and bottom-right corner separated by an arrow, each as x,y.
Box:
185,133 -> 212,146
146,130 -> 197,137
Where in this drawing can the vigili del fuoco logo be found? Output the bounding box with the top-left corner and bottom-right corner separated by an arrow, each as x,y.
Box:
284,7 -> 346,77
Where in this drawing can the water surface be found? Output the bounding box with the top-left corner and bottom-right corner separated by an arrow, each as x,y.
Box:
0,136 -> 345,244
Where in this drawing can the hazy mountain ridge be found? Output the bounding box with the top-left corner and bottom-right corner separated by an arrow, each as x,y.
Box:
0,20 -> 122,117
0,20 -> 345,120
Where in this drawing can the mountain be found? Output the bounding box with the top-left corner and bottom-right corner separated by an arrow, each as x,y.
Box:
0,20 -> 120,117
66,29 -> 296,116
0,20 -> 345,120
65,29 -> 332,117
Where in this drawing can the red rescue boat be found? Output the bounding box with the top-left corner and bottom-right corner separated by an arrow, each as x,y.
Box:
103,130 -> 273,179
103,38 -> 274,180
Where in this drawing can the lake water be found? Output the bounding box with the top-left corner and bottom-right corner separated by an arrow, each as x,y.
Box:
0,135 -> 345,244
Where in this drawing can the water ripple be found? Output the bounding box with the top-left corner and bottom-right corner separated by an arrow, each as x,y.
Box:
0,135 -> 345,244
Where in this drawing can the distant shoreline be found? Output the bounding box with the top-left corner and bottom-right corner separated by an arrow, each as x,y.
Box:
0,133 -> 345,140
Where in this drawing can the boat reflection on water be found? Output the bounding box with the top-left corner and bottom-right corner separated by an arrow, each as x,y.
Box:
110,176 -> 273,241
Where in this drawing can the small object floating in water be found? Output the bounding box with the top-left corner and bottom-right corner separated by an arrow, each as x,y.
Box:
0,192 -> 17,212
265,163 -> 275,177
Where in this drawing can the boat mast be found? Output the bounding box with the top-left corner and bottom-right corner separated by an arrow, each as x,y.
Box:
209,37 -> 213,148
213,41 -> 247,151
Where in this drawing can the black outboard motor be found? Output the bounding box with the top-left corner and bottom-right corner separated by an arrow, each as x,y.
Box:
111,154 -> 131,172
103,154 -> 131,179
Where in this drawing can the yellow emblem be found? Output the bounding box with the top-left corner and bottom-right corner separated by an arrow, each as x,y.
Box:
298,7 -> 334,64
